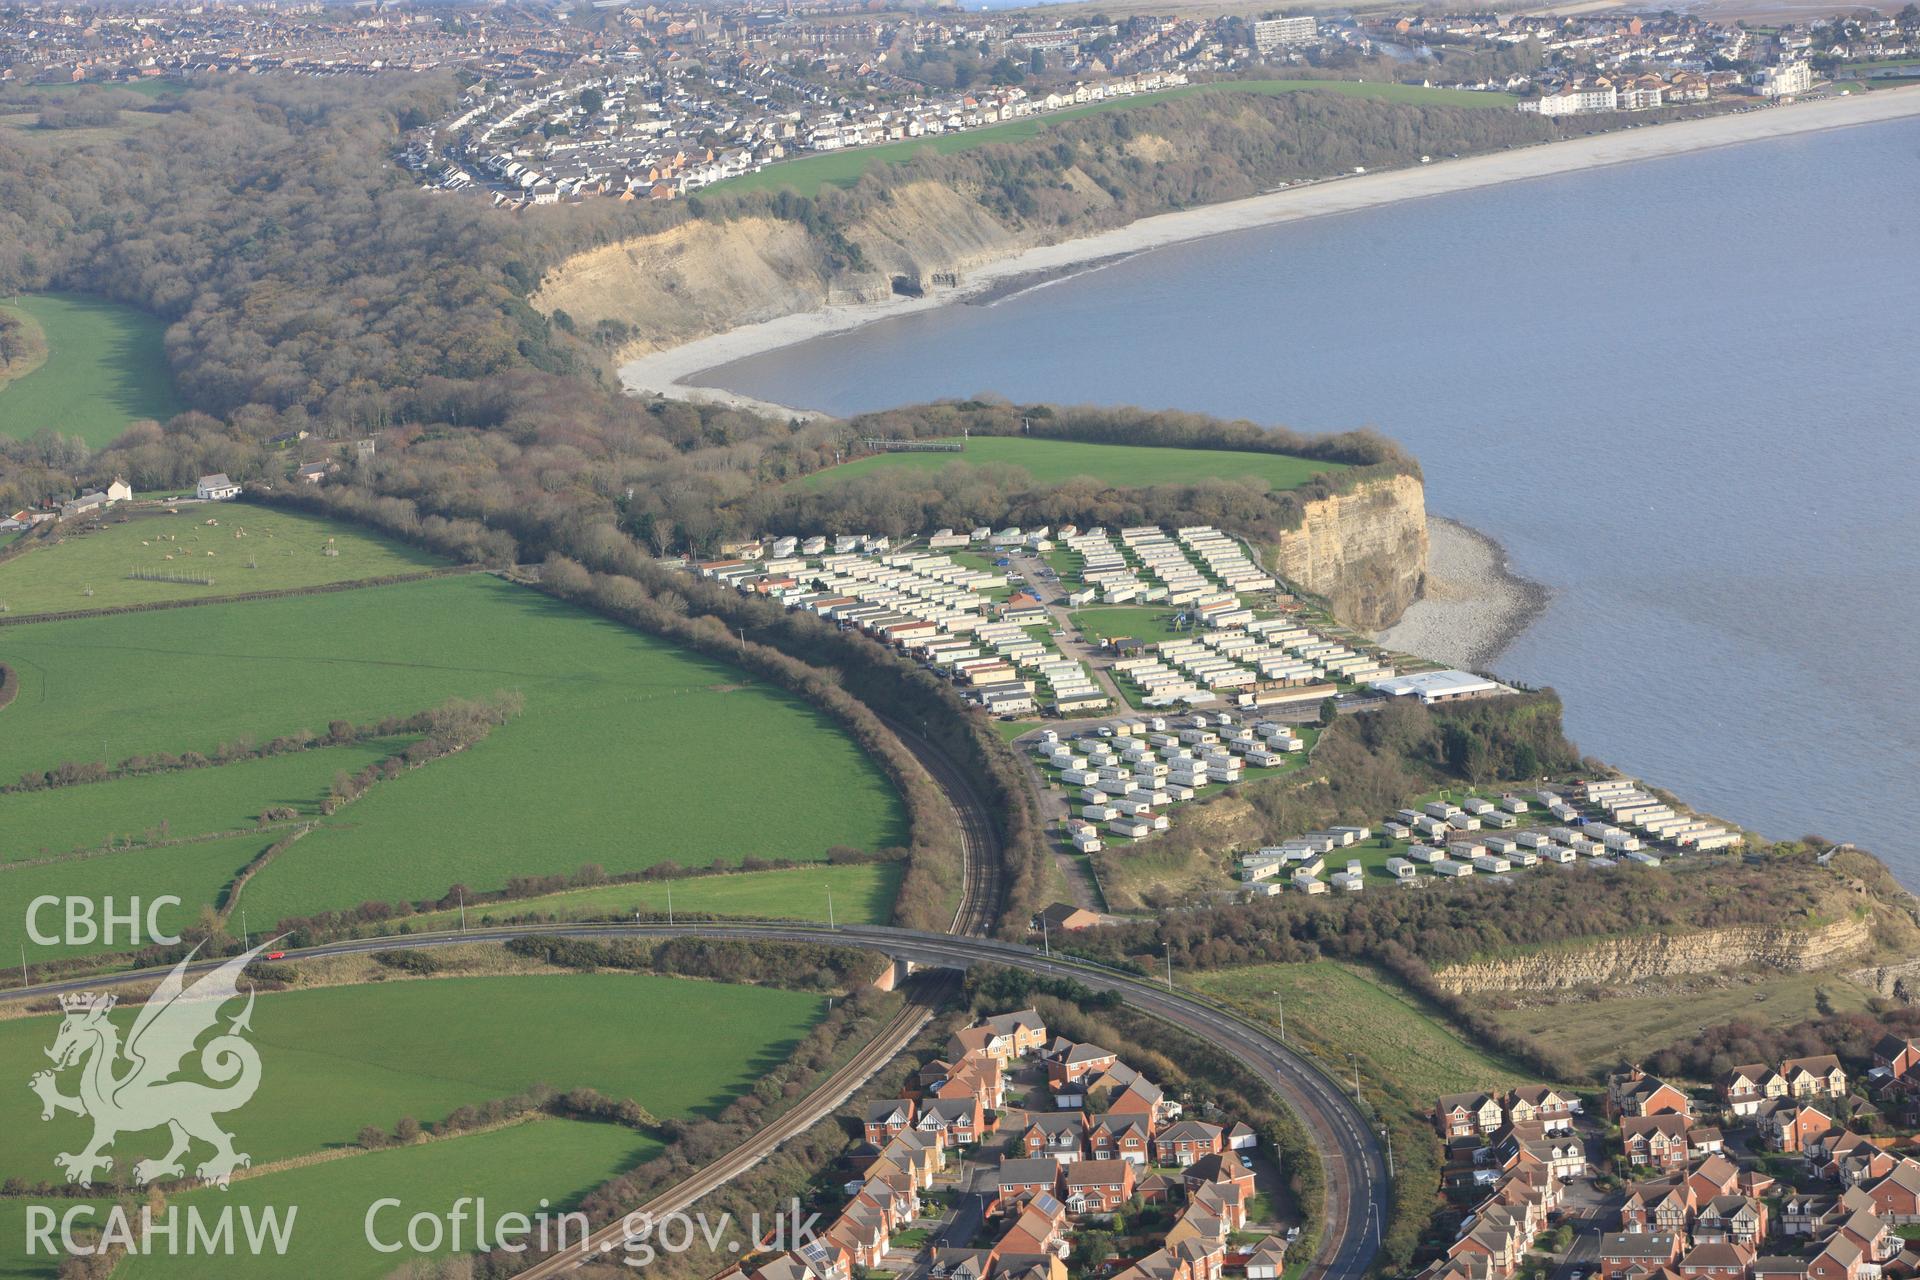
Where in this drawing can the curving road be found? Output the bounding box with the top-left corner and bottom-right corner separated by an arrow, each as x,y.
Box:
17,922 -> 1386,1280
11,724 -> 1382,1280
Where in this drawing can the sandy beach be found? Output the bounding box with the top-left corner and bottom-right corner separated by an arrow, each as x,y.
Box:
619,86 -> 1920,416
1375,517 -> 1549,672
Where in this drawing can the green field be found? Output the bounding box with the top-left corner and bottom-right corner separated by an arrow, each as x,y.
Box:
0,507 -> 443,614
0,293 -> 184,446
1069,606 -> 1196,644
799,436 -> 1341,492
0,574 -> 908,934
2,739 -> 401,864
401,861 -> 905,931
1485,971 -> 1877,1076
0,1118 -> 652,1280
0,972 -> 821,1177
1187,960 -> 1526,1101
0,967 -> 826,1277
709,79 -> 1516,197
0,832 -> 271,964
22,79 -> 185,100
121,1118 -> 651,1280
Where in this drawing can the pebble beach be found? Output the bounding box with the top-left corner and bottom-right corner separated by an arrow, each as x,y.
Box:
1374,517 -> 1549,673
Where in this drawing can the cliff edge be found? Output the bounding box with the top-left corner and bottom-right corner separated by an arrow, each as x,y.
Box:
1277,473 -> 1429,630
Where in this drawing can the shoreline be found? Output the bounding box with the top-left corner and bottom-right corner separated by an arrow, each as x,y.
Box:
618,86 -> 1920,418
1374,517 -> 1549,674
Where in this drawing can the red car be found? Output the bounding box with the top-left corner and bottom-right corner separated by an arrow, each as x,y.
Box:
265,951 -> 287,961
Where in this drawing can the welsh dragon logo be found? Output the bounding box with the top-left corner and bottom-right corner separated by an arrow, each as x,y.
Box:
29,943 -> 271,1189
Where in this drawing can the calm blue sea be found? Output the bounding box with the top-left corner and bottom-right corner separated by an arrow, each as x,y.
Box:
700,117 -> 1920,880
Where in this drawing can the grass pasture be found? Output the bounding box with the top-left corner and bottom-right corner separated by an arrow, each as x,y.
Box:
0,832 -> 271,964
709,79 -> 1515,197
0,964 -> 827,1277
1,740 -> 401,864
0,292 -> 184,446
0,972 -> 822,1177
123,1118 -> 653,1280
401,861 -> 906,931
0,506 -> 443,615
1187,960 -> 1527,1101
0,574 -> 907,935
798,435 -> 1340,493
0,1120 -> 654,1280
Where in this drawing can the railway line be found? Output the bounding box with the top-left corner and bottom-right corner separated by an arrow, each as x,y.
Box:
10,729 -> 1384,1280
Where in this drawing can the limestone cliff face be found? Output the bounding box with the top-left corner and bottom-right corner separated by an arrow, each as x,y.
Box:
533,182 -> 1046,357
1435,917 -> 1877,993
532,216 -> 844,357
1275,473 -> 1429,630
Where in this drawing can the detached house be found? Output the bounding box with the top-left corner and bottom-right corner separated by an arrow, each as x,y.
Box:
1598,1231 -> 1681,1280
919,1096 -> 984,1147
995,1158 -> 1064,1209
1758,1099 -> 1835,1154
1622,1114 -> 1691,1172
1721,1064 -> 1788,1116
1680,1241 -> 1756,1280
1088,1114 -> 1152,1165
1821,1132 -> 1896,1186
951,1010 -> 1047,1062
196,473 -> 242,501
865,1099 -> 915,1146
1437,1092 -> 1506,1138
1502,1128 -> 1586,1181
1864,1159 -> 1920,1224
1806,1233 -> 1865,1280
1019,1112 -> 1086,1164
1507,1086 -> 1577,1133
1872,1035 -> 1920,1081
1609,1067 -> 1692,1120
1045,1040 -> 1119,1103
1062,1159 -> 1135,1215
1621,1179 -> 1694,1234
1155,1121 -> 1224,1167
1694,1196 -> 1768,1246
1783,1055 -> 1848,1099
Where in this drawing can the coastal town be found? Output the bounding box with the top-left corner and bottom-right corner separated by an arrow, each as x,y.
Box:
3,0 -> 1915,205
1422,1037 -> 1920,1280
2,0 -> 1918,1268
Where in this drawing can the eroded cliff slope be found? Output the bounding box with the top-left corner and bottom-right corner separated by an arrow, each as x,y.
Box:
1435,916 -> 1878,993
532,181 -> 1048,357
1276,473 -> 1429,630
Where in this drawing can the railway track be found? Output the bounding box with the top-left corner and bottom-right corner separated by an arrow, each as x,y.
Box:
17,924 -> 1384,1280
869,711 -> 1005,938
10,729 -> 1383,1280
512,716 -> 1006,1275
512,981 -> 950,1279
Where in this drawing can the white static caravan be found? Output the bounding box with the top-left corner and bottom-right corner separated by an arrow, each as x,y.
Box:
1384,857 -> 1416,881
